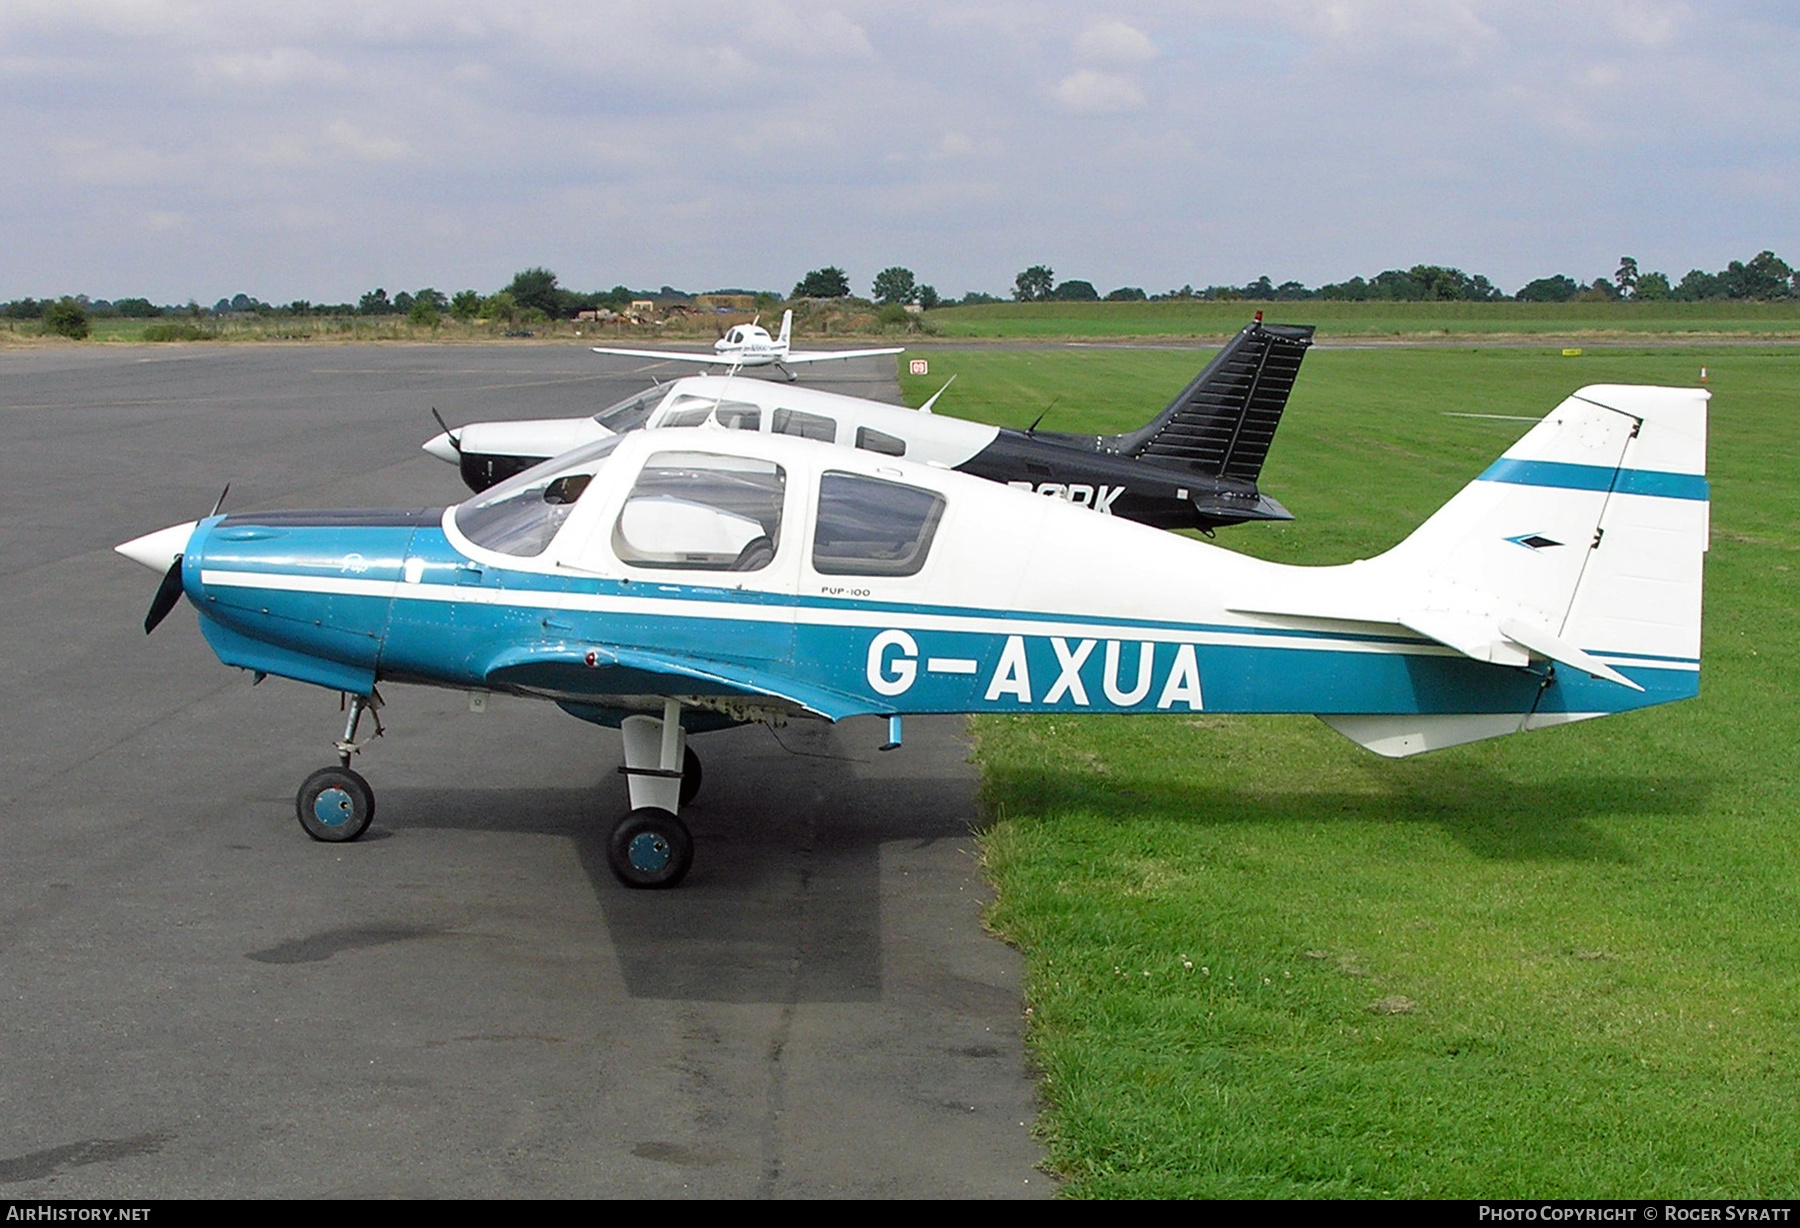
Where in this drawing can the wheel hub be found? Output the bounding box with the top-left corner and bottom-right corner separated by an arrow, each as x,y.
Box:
626,831 -> 672,872
312,787 -> 354,828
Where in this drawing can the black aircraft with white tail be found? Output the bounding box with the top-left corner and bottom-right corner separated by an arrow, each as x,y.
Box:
424,317 -> 1315,532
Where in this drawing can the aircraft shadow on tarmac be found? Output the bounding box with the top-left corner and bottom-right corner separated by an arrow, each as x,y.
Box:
376,720 -> 977,1004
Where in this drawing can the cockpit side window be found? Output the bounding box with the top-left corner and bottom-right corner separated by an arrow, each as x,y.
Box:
660,396 -> 762,431
713,402 -> 761,431
662,398 -> 717,428
612,451 -> 786,572
773,407 -> 836,442
454,436 -> 622,557
812,472 -> 945,577
592,386 -> 664,433
855,426 -> 906,457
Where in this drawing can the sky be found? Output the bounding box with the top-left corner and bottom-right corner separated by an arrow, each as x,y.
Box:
3,1 -> 1796,304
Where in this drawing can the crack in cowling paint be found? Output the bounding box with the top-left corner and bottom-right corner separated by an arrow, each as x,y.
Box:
0,1133 -> 172,1184
246,924 -> 435,964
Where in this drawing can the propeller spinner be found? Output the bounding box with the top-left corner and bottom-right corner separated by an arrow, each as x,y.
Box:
423,407 -> 462,461
117,485 -> 226,635
116,521 -> 197,633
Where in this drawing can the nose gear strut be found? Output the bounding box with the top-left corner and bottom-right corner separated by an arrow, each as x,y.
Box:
334,690 -> 385,767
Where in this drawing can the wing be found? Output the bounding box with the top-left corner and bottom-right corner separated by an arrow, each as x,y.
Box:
481,641 -> 881,722
780,347 -> 906,365
590,346 -> 734,365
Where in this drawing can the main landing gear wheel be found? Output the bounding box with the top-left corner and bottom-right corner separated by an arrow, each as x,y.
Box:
680,745 -> 702,808
296,766 -> 375,843
608,807 -> 693,889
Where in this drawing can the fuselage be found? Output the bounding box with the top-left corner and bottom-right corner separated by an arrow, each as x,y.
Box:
713,324 -> 781,364
173,428 -> 1693,734
430,376 -> 1291,531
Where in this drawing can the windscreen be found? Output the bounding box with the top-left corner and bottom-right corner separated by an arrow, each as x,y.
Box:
592,386 -> 666,433
453,435 -> 623,556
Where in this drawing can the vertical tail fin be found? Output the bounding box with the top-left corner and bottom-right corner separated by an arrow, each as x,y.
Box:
1110,319 -> 1314,483
1382,384 -> 1708,658
1309,385 -> 1708,755
776,309 -> 793,352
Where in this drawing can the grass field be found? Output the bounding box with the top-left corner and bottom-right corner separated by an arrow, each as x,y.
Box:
921,299 -> 1800,341
903,342 -> 1800,1197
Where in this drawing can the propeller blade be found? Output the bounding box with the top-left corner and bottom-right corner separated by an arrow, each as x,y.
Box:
430,407 -> 462,453
210,483 -> 231,517
145,554 -> 185,634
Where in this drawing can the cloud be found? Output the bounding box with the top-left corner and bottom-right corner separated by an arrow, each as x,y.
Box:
323,120 -> 408,162
50,139 -> 182,187
1055,68 -> 1146,115
1075,20 -> 1156,66
931,131 -> 976,159
0,2 -> 1796,301
202,45 -> 348,87
1600,0 -> 1686,47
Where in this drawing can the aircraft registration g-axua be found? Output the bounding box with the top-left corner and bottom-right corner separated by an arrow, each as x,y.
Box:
590,309 -> 902,380
119,383 -> 1708,889
425,317 -> 1316,533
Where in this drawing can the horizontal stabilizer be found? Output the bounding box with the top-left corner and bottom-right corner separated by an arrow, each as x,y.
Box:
1497,617 -> 1642,691
1231,605 -> 1645,690
1390,611 -> 1642,689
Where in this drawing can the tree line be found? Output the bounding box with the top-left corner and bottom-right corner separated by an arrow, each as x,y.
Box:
9,249 -> 1798,341
1000,251 -> 1800,305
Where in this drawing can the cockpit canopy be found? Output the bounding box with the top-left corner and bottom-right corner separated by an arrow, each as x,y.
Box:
451,431 -> 950,580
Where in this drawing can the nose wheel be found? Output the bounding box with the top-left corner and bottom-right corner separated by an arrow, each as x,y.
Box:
294,692 -> 381,843
296,766 -> 374,842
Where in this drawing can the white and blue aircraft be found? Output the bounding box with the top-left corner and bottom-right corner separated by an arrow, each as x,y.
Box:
117,384 -> 1708,888
590,309 -> 903,380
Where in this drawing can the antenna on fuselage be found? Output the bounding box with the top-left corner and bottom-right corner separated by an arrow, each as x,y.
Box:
918,374 -> 956,414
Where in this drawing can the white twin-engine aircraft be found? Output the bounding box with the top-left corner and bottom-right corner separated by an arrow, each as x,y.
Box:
119,384 -> 1707,888
590,309 -> 902,380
